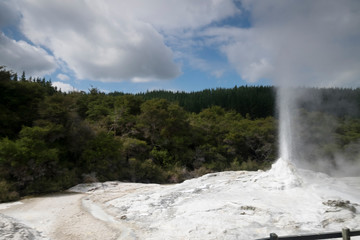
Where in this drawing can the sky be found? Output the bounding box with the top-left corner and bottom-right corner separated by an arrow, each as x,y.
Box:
0,0 -> 359,93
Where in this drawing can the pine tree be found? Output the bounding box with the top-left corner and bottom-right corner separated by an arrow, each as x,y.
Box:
20,71 -> 26,81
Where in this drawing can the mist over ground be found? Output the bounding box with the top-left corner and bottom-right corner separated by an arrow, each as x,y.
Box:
277,87 -> 360,177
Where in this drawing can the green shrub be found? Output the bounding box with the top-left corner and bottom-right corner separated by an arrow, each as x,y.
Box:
128,158 -> 167,183
0,180 -> 19,203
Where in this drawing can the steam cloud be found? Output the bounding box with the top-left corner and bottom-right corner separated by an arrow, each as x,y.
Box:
225,0 -> 360,176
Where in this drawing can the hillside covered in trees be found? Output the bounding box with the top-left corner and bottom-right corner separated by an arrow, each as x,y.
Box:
0,66 -> 360,202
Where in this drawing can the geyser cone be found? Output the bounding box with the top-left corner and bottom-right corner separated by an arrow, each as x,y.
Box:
266,158 -> 303,189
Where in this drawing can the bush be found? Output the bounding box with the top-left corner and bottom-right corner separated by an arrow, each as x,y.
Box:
140,159 -> 167,183
0,180 -> 19,203
128,158 -> 167,183
240,159 -> 260,171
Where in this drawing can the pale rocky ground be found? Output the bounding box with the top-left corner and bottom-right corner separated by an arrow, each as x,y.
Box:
0,159 -> 360,240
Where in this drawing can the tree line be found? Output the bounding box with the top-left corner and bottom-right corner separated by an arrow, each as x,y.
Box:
0,66 -> 359,202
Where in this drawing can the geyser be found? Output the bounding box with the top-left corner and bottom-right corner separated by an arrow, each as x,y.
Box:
278,86 -> 295,162
267,86 -> 303,189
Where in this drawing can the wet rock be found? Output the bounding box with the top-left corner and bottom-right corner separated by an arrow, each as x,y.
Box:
323,200 -> 358,213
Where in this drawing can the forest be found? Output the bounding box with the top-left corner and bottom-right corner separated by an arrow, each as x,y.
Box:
0,66 -> 360,202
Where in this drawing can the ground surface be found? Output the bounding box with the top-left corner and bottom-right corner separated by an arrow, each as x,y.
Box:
1,159 -> 360,240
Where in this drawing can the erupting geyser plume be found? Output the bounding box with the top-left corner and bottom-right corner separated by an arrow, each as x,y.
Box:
266,86 -> 303,189
278,86 -> 295,162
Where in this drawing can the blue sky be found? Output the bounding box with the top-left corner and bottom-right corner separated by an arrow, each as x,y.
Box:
0,0 -> 359,93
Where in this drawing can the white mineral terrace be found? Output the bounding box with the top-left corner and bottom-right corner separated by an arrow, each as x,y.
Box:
1,158 -> 360,240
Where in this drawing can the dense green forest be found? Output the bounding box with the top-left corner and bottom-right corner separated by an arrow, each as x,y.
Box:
0,66 -> 360,202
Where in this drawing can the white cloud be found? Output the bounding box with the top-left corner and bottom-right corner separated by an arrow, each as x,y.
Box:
211,70 -> 225,78
10,0 -> 237,83
14,0 -> 182,82
0,0 -> 19,27
6,0 -> 357,89
0,32 -> 57,76
114,0 -> 239,30
176,51 -> 227,79
2,0 -> 239,83
56,73 -> 70,81
220,0 -> 360,87
131,77 -> 156,83
217,28 -> 275,83
52,81 -> 76,92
